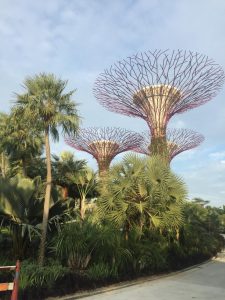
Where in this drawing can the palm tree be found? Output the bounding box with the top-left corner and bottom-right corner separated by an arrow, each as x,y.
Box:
0,110 -> 44,176
96,154 -> 187,238
52,151 -> 86,199
15,73 -> 80,265
0,113 -> 10,178
68,167 -> 97,220
0,175 -> 41,258
0,175 -> 71,259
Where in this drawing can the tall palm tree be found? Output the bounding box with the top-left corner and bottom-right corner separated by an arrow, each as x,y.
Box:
15,73 -> 80,265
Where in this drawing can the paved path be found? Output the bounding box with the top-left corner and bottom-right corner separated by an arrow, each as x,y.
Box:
85,253 -> 225,300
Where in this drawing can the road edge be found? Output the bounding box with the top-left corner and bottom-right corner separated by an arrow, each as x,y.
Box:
47,256 -> 218,300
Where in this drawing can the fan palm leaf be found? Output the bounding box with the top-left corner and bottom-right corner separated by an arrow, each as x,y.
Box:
96,154 -> 187,236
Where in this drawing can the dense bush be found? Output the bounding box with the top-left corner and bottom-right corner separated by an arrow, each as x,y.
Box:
16,203 -> 224,299
0,156 -> 224,299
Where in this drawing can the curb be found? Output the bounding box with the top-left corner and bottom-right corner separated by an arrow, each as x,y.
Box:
47,257 -> 217,300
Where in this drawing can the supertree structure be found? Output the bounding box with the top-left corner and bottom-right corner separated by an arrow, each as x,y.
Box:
65,127 -> 143,176
135,128 -> 204,163
94,50 -> 224,152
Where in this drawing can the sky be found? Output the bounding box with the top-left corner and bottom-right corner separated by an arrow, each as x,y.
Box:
0,0 -> 225,206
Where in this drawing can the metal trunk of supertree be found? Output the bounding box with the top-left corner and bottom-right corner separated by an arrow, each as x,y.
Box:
65,127 -> 143,176
135,128 -> 204,163
94,50 -> 224,151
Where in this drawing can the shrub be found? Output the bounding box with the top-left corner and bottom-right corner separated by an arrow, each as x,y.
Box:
86,263 -> 115,281
19,260 -> 69,290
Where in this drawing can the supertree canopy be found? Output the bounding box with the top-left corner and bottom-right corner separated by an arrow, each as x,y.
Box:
65,127 -> 143,175
136,128 -> 204,162
94,50 -> 224,139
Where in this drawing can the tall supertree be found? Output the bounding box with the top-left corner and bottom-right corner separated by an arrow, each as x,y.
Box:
65,127 -> 143,176
135,128 -> 204,163
94,50 -> 224,154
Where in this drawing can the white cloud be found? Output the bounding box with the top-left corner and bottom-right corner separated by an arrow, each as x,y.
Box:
209,151 -> 225,159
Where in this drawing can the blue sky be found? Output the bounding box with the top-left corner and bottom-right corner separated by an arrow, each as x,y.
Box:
0,0 -> 225,206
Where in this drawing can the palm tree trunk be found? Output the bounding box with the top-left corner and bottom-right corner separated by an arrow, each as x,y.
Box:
62,186 -> 69,199
1,152 -> 6,178
39,128 -> 52,266
21,158 -> 27,177
125,222 -> 130,241
80,196 -> 86,220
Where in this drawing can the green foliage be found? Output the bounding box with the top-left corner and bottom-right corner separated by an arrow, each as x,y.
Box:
86,262 -> 116,281
14,72 -> 81,265
0,113 -> 11,178
0,110 -> 44,175
0,175 -> 41,258
125,229 -> 169,274
219,212 -> 225,232
92,224 -> 132,268
52,221 -> 97,270
96,154 -> 187,235
68,167 -> 97,218
0,69 -> 224,298
52,151 -> 87,190
15,73 -> 79,138
167,202 -> 225,268
2,196 -> 223,299
52,221 -> 132,273
20,260 -> 69,290
0,175 -> 72,259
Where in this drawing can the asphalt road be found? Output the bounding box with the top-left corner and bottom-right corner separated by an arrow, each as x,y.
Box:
85,253 -> 225,300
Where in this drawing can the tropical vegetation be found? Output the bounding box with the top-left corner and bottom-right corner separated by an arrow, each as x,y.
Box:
0,73 -> 224,300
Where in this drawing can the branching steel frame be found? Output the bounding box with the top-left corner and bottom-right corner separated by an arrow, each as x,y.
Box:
135,128 -> 204,162
94,50 -> 224,137
65,127 -> 143,175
